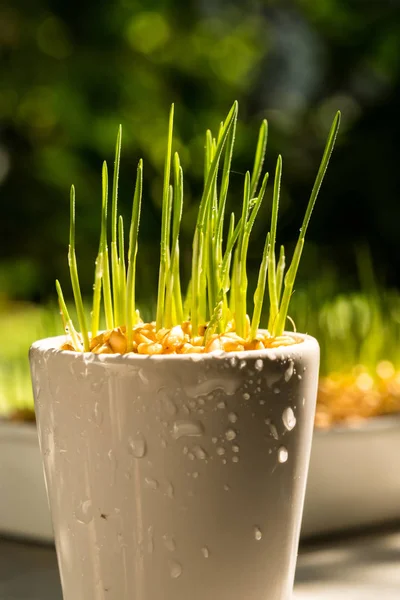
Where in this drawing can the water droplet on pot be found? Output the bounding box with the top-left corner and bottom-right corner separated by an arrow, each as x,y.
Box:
172,420 -> 205,440
170,561 -> 182,579
217,400 -> 226,410
265,418 -> 279,440
278,446 -> 288,463
232,456 -> 239,463
225,429 -> 237,441
202,546 -> 210,558
223,484 -> 230,491
128,433 -> 147,458
211,437 -> 218,444
162,395 -> 178,416
192,471 -> 199,478
163,534 -> 176,552
255,359 -> 263,372
147,526 -> 154,553
284,361 -> 294,382
254,527 -> 262,541
282,407 -> 296,431
166,482 -> 175,499
145,477 -> 159,490
193,445 -> 207,460
93,402 -> 103,425
230,356 -> 238,367
243,392 -> 250,400
216,446 -> 225,456
75,499 -> 93,524
239,360 -> 247,369
228,412 -> 238,423
232,444 -> 239,453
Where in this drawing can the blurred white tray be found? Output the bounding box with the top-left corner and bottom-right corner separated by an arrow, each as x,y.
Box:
0,416 -> 399,542
302,415 -> 400,537
0,419 -> 53,542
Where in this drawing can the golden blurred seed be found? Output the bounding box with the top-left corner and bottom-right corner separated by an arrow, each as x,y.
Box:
109,328 -> 127,354
137,342 -> 163,355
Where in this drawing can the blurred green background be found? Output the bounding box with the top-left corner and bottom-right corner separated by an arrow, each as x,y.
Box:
1,0 -> 400,417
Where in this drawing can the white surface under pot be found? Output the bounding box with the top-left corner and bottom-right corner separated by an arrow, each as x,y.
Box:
302,414 -> 400,537
0,419 -> 53,542
30,333 -> 319,600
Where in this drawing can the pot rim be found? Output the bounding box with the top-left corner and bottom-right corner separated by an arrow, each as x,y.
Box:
30,331 -> 318,364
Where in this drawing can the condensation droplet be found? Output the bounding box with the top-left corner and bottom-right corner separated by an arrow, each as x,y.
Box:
217,400 -> 226,410
212,437 -> 218,444
232,455 -> 239,463
93,402 -> 103,425
223,484 -> 230,491
239,360 -> 247,369
216,446 -> 225,456
228,412 -> 238,423
225,429 -> 237,441
128,433 -> 147,458
273,387 -> 280,394
230,356 -> 238,367
278,446 -> 288,463
162,395 -> 178,416
147,526 -> 154,554
282,407 -> 296,431
232,444 -> 239,453
166,482 -> 175,499
163,534 -> 176,552
172,420 -> 205,440
145,477 -> 159,490
254,527 -> 262,541
284,361 -> 294,382
192,445 -> 208,460
255,359 -> 263,372
202,546 -> 210,558
170,560 -> 182,579
243,392 -> 250,401
265,418 -> 279,440
75,499 -> 93,524
192,471 -> 199,478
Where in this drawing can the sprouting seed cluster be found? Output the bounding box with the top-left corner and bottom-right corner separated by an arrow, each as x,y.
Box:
56,102 -> 340,354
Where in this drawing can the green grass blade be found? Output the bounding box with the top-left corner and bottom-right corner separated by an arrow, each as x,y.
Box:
126,160 -> 143,351
216,108 -> 238,244
237,171 -> 268,338
56,280 -> 81,351
250,119 -> 268,198
166,154 -> 183,327
275,111 -> 341,336
91,250 -> 103,340
68,185 -> 89,351
250,233 -> 270,339
235,171 -> 251,337
101,161 -> 114,330
204,300 -> 223,344
111,125 -> 122,325
156,104 -> 174,330
191,101 -> 238,336
276,245 -> 285,305
118,215 -> 126,326
267,155 -> 282,332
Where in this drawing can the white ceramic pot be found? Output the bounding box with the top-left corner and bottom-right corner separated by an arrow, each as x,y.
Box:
29,333 -> 319,600
0,419 -> 53,542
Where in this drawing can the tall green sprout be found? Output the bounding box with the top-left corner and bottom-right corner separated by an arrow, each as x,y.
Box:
56,103 -> 340,351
